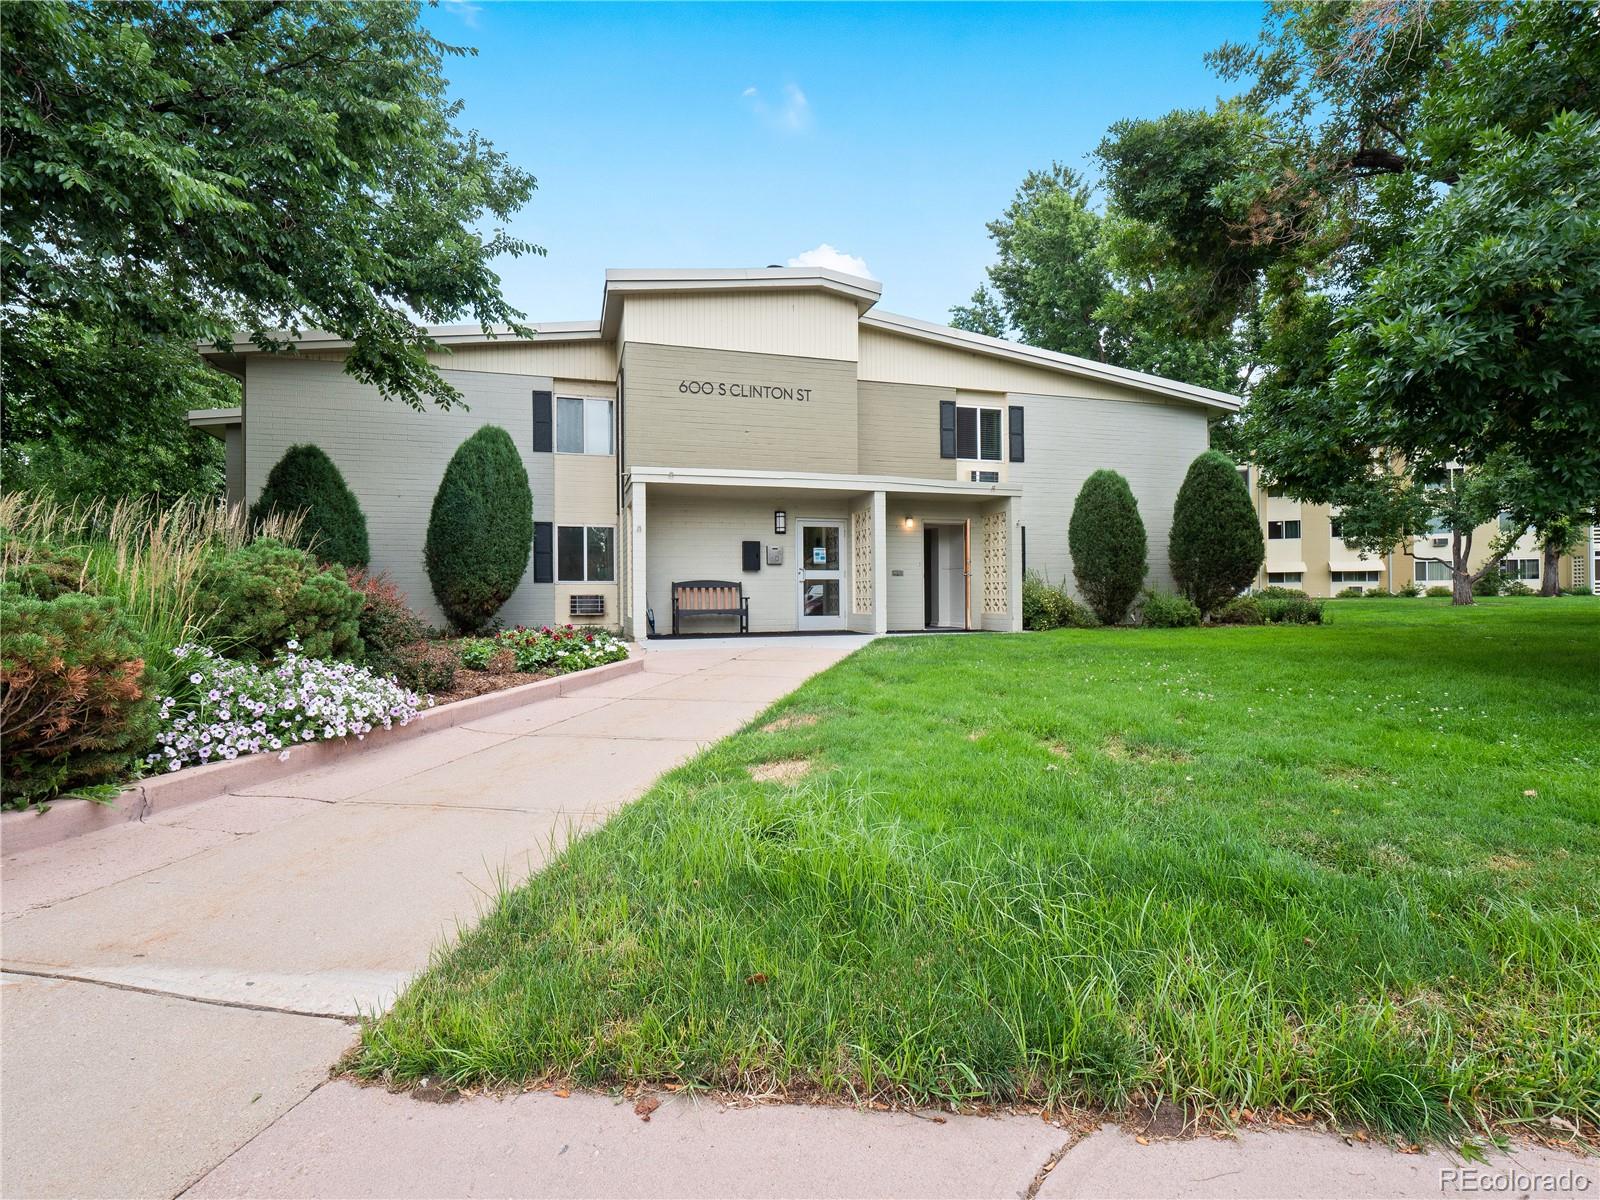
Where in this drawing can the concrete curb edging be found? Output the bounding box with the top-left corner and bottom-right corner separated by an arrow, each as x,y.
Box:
0,651 -> 645,857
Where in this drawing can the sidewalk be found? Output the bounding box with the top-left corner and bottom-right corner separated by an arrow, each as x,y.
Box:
2,635 -> 1590,1199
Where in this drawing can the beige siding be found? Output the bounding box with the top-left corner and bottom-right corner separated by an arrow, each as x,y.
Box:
646,492 -> 848,633
621,343 -> 859,475
620,291 -> 858,361
1018,392 -> 1210,595
244,357 -> 554,629
428,339 -> 616,381
857,381 -> 955,479
554,453 -> 619,525
861,325 -> 1198,407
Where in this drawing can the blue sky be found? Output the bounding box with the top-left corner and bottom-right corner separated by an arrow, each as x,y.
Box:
422,1 -> 1265,324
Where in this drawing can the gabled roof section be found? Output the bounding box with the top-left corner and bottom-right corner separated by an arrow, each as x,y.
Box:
600,267 -> 882,339
861,309 -> 1242,413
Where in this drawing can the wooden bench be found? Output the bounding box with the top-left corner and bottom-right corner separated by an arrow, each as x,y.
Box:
671,580 -> 750,636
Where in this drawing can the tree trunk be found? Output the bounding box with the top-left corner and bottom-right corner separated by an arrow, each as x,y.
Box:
1541,542 -> 1562,596
1451,529 -> 1475,606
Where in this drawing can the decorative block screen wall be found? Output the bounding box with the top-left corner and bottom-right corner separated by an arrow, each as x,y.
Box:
982,511 -> 1008,614
852,508 -> 874,614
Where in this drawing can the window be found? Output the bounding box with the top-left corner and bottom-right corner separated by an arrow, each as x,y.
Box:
1238,466 -> 1250,488
1415,560 -> 1453,583
1329,518 -> 1342,538
1331,570 -> 1381,584
1501,558 -> 1539,580
1267,519 -> 1302,539
1268,571 -> 1303,585
555,396 -> 613,455
557,525 -> 615,582
954,405 -> 1002,461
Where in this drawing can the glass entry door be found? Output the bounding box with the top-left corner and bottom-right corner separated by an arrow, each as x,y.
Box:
796,521 -> 847,630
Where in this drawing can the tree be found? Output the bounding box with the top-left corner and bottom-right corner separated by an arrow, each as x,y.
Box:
250,445 -> 371,570
948,165 -> 1110,359
1067,470 -> 1147,624
1536,520 -> 1582,598
1169,451 -> 1264,616
1094,3 -> 1600,602
424,426 -> 532,633
2,1 -> 541,416
1,316 -> 227,501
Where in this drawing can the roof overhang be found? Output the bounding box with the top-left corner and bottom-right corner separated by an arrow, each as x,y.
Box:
197,321 -> 605,367
601,267 -> 882,339
625,464 -> 1019,502
186,406 -> 242,438
861,310 -> 1242,413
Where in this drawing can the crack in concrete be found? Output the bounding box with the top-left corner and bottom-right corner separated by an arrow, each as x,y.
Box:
0,965 -> 358,1024
172,1077 -> 334,1200
1021,1129 -> 1091,1200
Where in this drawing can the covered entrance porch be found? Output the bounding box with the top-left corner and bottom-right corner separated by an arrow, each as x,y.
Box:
620,467 -> 1022,639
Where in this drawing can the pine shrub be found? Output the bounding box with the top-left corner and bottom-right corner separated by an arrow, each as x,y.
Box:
424,426 -> 533,633
1,585 -> 158,808
1068,469 -> 1147,624
250,444 -> 371,569
198,540 -> 363,662
1169,451 -> 1264,617
1139,589 -> 1201,628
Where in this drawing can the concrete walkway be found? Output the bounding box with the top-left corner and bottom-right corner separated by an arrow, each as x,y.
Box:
2,635 -> 1591,1199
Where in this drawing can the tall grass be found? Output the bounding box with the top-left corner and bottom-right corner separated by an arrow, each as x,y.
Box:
0,490 -> 304,687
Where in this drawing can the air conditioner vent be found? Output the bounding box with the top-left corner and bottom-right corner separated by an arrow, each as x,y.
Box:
569,594 -> 605,618
970,470 -> 1000,483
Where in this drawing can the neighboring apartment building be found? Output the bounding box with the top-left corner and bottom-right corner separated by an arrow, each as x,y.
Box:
1238,464 -> 1592,596
194,267 -> 1239,639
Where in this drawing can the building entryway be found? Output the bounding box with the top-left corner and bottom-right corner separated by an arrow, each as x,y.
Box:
922,522 -> 970,629
796,520 -> 848,631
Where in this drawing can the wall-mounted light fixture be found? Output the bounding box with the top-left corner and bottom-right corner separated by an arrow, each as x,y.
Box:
774,510 -> 787,535
903,515 -> 915,531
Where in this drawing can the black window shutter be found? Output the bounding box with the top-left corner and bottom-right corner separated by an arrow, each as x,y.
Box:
533,522 -> 553,583
532,390 -> 553,453
939,400 -> 957,459
1008,405 -> 1024,462
955,406 -> 978,459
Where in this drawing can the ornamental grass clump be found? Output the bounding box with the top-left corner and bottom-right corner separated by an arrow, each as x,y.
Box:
149,641 -> 430,773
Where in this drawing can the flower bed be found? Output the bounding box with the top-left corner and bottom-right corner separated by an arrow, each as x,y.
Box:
148,641 -> 431,772
458,625 -> 628,675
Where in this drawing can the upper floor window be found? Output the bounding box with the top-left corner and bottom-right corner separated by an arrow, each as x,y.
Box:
1329,518 -> 1342,538
556,397 -> 614,456
1267,519 -> 1302,539
955,405 -> 1002,461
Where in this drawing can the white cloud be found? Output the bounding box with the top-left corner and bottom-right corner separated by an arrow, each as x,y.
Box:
787,244 -> 874,279
441,0 -> 483,27
742,82 -> 812,133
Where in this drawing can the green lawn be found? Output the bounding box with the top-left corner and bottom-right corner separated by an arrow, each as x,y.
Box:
356,598 -> 1600,1138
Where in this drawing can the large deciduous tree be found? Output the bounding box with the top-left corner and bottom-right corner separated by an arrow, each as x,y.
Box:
2,0 -> 541,496
1094,1 -> 1600,603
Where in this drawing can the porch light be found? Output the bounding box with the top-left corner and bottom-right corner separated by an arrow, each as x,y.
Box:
774,510 -> 786,534
903,515 -> 914,530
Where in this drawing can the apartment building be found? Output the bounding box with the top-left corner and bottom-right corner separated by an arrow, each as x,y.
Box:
195,267 -> 1239,638
1239,465 -> 1591,595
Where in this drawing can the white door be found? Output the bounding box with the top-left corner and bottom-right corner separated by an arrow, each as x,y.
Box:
796,520 -> 847,630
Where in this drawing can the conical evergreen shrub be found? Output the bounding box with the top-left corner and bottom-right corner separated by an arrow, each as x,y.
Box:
1169,450 -> 1264,616
250,444 -> 370,570
1068,469 -> 1147,624
425,425 -> 532,633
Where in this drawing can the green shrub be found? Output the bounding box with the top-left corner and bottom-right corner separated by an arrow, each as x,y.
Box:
1257,585 -> 1307,599
1260,596 -> 1324,624
1335,586 -> 1364,598
459,639 -> 497,670
1068,469 -> 1147,624
198,540 -> 363,663
2,534 -> 90,599
1214,596 -> 1265,625
1503,580 -> 1535,596
1,586 -> 159,808
1473,570 -> 1506,597
379,641 -> 458,693
1426,585 -> 1453,598
1139,589 -> 1201,628
347,569 -> 427,657
1170,451 -> 1264,617
425,426 -> 533,634
250,444 -> 370,569
1361,586 -> 1392,598
1022,573 -> 1100,630
1398,581 -> 1422,597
